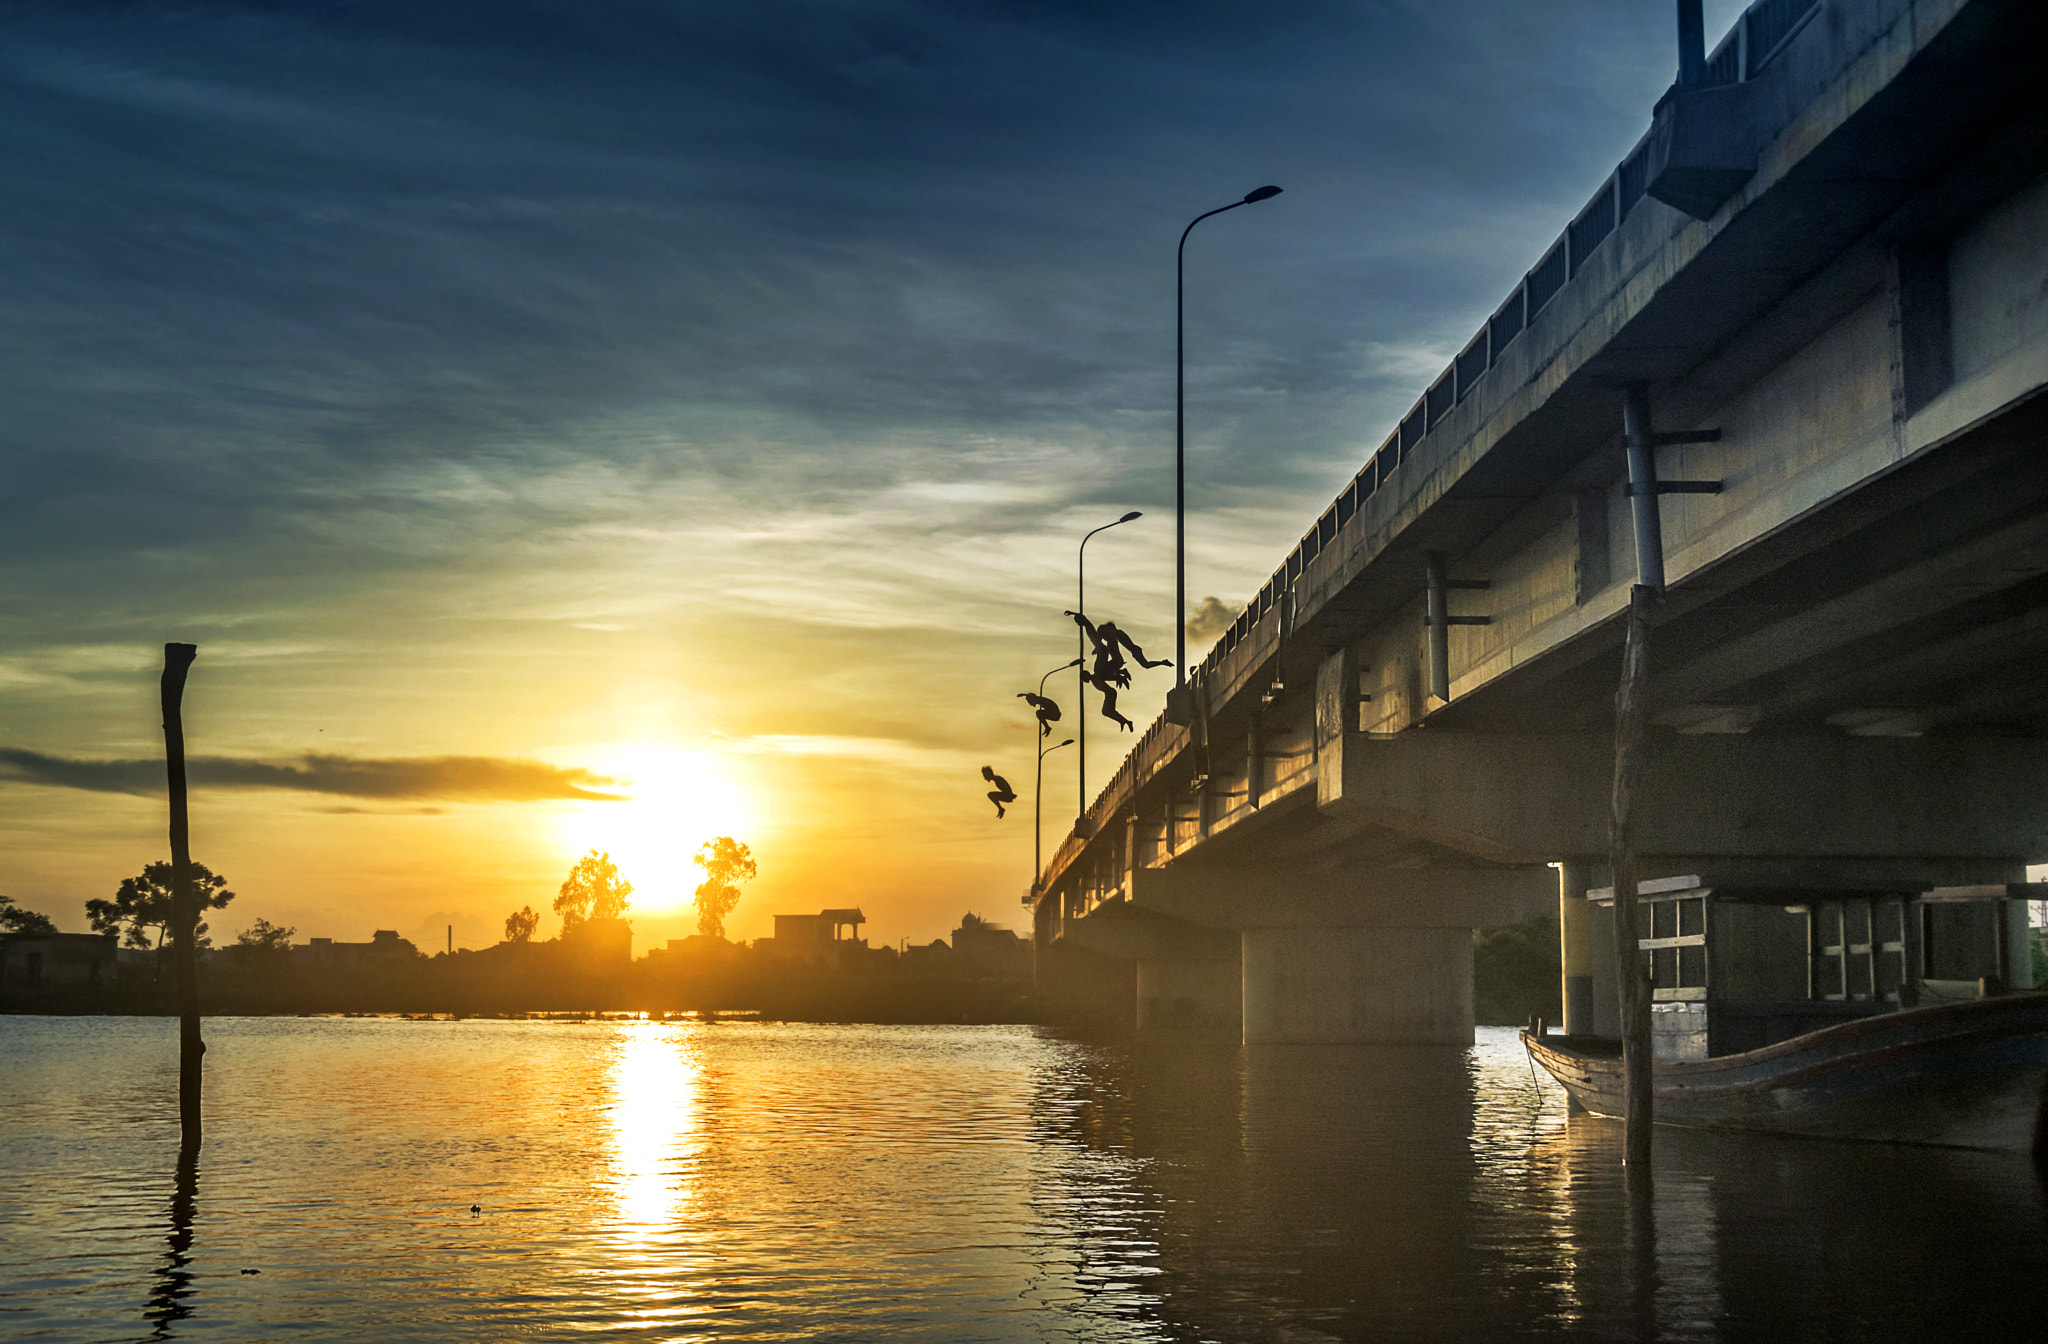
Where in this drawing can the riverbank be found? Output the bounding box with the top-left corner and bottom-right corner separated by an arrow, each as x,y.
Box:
1,913 -> 1567,1026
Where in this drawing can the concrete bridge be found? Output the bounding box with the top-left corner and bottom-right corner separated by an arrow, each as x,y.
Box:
1032,0 -> 2048,1044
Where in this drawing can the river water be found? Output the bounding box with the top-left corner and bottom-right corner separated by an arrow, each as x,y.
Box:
2,1016 -> 2044,1341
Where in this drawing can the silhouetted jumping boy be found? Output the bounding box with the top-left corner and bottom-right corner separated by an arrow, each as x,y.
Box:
982,765 -> 1017,818
1066,611 -> 1171,732
1017,692 -> 1062,737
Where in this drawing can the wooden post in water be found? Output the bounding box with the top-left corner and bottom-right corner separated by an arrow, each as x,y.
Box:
1609,587 -> 1656,1168
161,642 -> 203,1148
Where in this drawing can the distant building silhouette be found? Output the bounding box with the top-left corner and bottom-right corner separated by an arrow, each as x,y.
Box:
765,909 -> 867,965
900,937 -> 954,971
296,929 -> 420,963
0,931 -> 118,995
660,934 -> 738,960
559,915 -> 633,969
951,913 -> 1032,980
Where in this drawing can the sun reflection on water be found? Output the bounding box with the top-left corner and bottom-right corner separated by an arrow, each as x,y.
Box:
602,1021 -> 704,1316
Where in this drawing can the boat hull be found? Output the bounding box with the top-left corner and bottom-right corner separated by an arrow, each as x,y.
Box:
1523,994 -> 2048,1151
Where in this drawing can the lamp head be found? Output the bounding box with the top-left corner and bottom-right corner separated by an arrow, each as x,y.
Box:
1117,510 -> 1142,523
1243,185 -> 1283,204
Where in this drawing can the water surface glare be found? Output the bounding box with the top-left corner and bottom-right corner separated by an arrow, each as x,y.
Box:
3,1017 -> 2044,1340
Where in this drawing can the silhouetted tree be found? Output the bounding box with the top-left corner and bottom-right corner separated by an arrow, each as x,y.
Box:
504,905 -> 539,943
86,862 -> 234,949
692,837 -> 755,940
231,917 -> 296,957
554,851 -> 632,931
1472,914 -> 1562,1027
0,892 -> 58,935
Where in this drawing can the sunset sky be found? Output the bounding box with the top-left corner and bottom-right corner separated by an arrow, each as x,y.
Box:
0,1 -> 1747,950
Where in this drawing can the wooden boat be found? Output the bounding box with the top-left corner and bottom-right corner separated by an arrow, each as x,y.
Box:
1523,992 -> 2048,1151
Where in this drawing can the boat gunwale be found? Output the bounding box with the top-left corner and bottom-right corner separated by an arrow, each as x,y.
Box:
1533,1021 -> 2044,1102
1528,992 -> 2048,1074
1521,994 -> 2048,1107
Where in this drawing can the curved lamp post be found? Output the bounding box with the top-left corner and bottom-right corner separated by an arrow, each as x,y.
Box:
1077,510 -> 1142,835
1165,184 -> 1283,726
1034,736 -> 1075,899
1029,658 -> 1080,895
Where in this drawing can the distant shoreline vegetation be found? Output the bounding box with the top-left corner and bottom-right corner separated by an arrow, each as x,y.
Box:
0,920 -> 1040,1025
1,845 -> 1054,1025
4,906 -> 1631,1028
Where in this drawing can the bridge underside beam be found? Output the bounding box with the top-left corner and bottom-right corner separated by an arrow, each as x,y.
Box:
1318,731 -> 2048,869
1127,863 -> 1554,932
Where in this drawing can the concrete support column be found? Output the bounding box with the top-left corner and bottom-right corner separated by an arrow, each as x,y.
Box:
2009,898 -> 2036,990
1241,926 -> 1474,1045
1558,859 -> 1596,1035
1056,898 -> 1237,1032
1035,940 -> 1135,1024
1136,956 -> 1241,1030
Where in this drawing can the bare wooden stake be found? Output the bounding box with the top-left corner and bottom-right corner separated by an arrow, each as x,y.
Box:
162,642 -> 202,1148
1609,585 -> 1656,1169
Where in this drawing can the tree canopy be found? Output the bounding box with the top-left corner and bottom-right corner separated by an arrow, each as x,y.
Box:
232,917 -> 297,957
553,851 -> 632,930
0,892 -> 58,935
85,861 -> 235,949
504,905 -> 539,943
692,836 -> 755,940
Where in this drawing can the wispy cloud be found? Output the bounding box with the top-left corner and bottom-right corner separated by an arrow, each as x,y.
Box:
1184,596 -> 1234,643
0,749 -> 621,802
720,734 -> 961,765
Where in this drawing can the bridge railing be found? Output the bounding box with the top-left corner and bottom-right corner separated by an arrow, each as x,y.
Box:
1044,0 -> 1822,895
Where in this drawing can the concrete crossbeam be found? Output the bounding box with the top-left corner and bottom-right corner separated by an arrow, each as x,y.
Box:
1127,863 -> 1553,932
1059,898 -> 1238,960
1319,731 -> 2048,864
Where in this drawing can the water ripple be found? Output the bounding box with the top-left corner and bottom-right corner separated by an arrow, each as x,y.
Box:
3,1017 -> 2045,1340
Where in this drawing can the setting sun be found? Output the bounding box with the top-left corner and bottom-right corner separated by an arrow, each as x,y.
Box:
558,744 -> 754,915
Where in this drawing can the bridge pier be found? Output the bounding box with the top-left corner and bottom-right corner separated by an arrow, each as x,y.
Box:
1034,939 -> 1134,1026
1241,925 -> 1473,1045
1121,863 -> 1552,1045
1055,899 -> 1240,1031
1558,859 -> 1604,1036
1136,955 -> 1240,1031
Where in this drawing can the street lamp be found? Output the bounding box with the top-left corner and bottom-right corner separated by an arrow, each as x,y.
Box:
1165,184 -> 1284,726
1027,658 -> 1080,895
1033,735 -> 1075,899
1077,510 -> 1142,835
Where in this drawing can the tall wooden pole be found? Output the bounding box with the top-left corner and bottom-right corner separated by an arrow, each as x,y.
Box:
162,642 -> 202,1148
1608,587 -> 1656,1169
